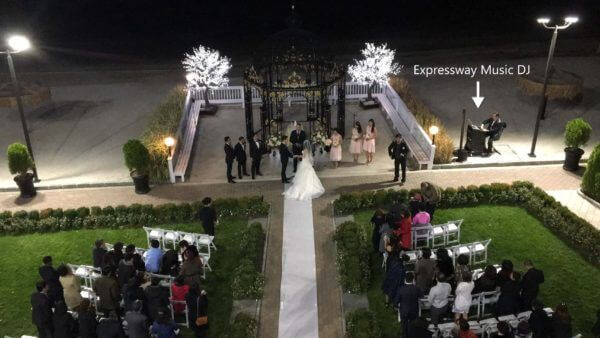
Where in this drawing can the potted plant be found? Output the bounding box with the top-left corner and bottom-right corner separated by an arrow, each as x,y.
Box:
7,143 -> 36,198
123,139 -> 151,194
563,118 -> 592,171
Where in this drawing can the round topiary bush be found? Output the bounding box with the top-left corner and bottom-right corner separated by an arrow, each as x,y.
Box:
582,144 -> 600,201
7,143 -> 33,176
565,118 -> 592,149
122,139 -> 150,176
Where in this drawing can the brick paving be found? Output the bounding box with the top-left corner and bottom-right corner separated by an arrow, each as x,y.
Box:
0,164 -> 592,338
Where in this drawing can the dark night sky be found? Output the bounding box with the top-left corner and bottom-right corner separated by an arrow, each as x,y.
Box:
0,0 -> 598,67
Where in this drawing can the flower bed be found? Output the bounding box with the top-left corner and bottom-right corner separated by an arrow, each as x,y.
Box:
232,222 -> 266,299
223,313 -> 259,338
0,196 -> 269,235
334,221 -> 371,293
345,309 -> 381,338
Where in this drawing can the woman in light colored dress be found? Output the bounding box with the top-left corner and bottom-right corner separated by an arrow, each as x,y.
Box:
329,129 -> 342,168
57,264 -> 83,310
349,121 -> 363,163
363,119 -> 378,165
453,271 -> 475,320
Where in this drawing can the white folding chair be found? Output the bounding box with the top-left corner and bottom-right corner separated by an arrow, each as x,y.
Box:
171,300 -> 190,328
431,225 -> 446,247
468,321 -> 483,336
143,227 -> 164,248
418,297 -> 431,317
105,243 -> 114,251
427,324 -> 440,338
197,234 -> 212,273
543,307 -> 554,317
412,224 -> 433,249
444,220 -> 462,245
479,317 -> 499,338
471,239 -> 491,266
480,290 -> 500,316
470,293 -> 482,318
163,230 -> 180,249
498,314 -> 518,329
471,268 -> 484,280
517,311 -> 532,321
197,234 -> 217,251
454,245 -> 471,265
437,322 -> 455,338
181,233 -> 196,246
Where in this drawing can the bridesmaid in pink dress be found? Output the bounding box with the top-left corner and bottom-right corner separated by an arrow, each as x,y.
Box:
329,129 -> 342,168
363,119 -> 377,165
349,121 -> 363,163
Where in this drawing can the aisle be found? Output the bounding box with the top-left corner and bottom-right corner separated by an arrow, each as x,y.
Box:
278,194 -> 319,338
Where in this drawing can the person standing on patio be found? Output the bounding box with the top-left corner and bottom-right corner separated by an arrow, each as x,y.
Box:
388,134 -> 409,183
363,119 -> 377,165
349,121 -> 363,163
249,133 -> 266,179
224,136 -> 236,184
234,136 -> 249,180
329,129 -> 342,168
290,123 -> 307,172
279,135 -> 292,183
196,197 -> 217,236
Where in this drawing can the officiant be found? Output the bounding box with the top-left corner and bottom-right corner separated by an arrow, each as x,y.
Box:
290,123 -> 307,173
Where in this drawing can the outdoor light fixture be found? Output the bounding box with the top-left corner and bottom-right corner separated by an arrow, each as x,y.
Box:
429,125 -> 439,145
164,136 -> 175,156
7,35 -> 31,53
529,14 -> 578,157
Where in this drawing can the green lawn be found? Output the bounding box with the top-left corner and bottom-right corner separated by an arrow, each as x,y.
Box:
0,219 -> 248,337
354,205 -> 600,337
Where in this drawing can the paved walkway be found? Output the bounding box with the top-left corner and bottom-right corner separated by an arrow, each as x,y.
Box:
547,190 -> 600,229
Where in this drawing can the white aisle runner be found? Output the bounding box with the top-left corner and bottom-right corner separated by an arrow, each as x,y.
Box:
278,195 -> 319,338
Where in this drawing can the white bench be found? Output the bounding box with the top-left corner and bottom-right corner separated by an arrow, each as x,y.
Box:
172,99 -> 202,182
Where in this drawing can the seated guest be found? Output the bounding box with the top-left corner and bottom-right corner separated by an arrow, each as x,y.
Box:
407,317 -> 434,338
77,299 -> 98,338
39,255 -> 64,306
455,254 -> 471,285
123,276 -> 145,312
394,272 -> 424,336
435,247 -> 455,284
31,280 -> 54,338
381,245 -> 406,307
181,245 -> 204,286
145,239 -> 164,273
171,275 -> 190,314
196,197 -> 217,236
473,265 -> 498,294
57,264 -> 83,311
528,299 -> 550,338
124,300 -> 150,338
428,273 -> 451,325
496,272 -> 522,316
414,247 -> 436,293
394,210 -> 412,250
516,321 -> 532,338
93,239 -> 108,269
103,242 -> 125,269
521,259 -> 544,310
151,308 -> 178,338
412,205 -> 430,226
453,272 -> 474,320
117,253 -> 137,288
52,300 -> 78,338
409,192 -> 424,218
552,303 -> 573,338
458,318 -> 477,338
145,277 -> 170,321
125,244 -> 146,272
178,240 -> 189,257
370,209 -> 386,253
161,246 -> 180,277
186,283 -> 209,338
96,311 -> 125,338
496,259 -> 514,288
497,321 -> 514,337
92,266 -> 121,315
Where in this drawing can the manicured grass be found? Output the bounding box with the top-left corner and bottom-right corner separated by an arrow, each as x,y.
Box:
0,219 -> 248,337
355,205 -> 600,337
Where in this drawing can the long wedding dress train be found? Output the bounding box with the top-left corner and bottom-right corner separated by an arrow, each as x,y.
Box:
283,149 -> 325,201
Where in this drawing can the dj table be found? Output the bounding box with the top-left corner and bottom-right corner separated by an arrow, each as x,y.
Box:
464,125 -> 487,155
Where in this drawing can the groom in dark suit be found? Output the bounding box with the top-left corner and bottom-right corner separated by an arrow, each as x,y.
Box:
224,136 -> 236,183
279,135 -> 292,183
249,133 -> 265,179
289,123 -> 306,173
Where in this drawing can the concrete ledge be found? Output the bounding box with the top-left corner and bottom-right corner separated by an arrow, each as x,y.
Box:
0,181 -> 134,192
342,293 -> 370,316
433,159 -> 577,170
577,189 -> 600,209
334,215 -> 354,227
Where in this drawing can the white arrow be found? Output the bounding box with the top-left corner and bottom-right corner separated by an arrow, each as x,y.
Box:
472,81 -> 485,108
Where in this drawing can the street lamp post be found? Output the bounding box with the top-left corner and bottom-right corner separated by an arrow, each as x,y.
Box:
2,35 -> 39,181
429,125 -> 439,145
529,16 -> 578,158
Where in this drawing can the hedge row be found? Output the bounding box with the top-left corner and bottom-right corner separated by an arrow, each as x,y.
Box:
334,221 -> 371,293
223,313 -> 258,338
0,197 -> 269,235
345,309 -> 381,338
334,181 -> 600,265
232,222 -> 266,299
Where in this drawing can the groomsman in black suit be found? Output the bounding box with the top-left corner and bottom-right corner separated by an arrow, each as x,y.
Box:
249,133 -> 265,179
289,123 -> 307,172
234,136 -> 249,179
224,137 -> 236,183
279,135 -> 292,183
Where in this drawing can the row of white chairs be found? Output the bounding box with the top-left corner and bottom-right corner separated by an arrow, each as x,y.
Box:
402,239 -> 492,269
412,219 -> 463,249
417,290 -> 501,319
425,308 -> 555,337
142,227 -> 217,252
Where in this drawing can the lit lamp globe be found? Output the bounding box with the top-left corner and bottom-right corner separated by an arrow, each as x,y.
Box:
164,137 -> 175,155
429,125 -> 439,145
7,35 -> 31,53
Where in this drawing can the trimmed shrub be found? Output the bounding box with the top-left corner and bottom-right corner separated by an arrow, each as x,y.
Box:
334,221 -> 371,293
582,144 -> 600,202
564,118 -> 592,148
7,143 -> 33,175
345,309 -> 381,338
231,259 -> 265,299
122,139 -> 151,176
223,313 -> 258,338
240,222 -> 265,270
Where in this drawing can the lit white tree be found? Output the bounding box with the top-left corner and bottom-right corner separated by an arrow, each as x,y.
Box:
183,45 -> 232,107
348,43 -> 400,101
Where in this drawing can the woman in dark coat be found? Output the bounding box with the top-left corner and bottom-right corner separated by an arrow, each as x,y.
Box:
370,209 -> 386,253
77,299 -> 98,338
53,300 -> 78,338
381,245 -> 406,307
435,247 -> 455,285
496,272 -> 522,316
473,265 -> 497,294
551,303 -> 573,338
186,283 -> 209,338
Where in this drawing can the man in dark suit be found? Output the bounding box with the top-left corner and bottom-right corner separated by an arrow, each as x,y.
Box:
224,136 -> 236,184
481,113 -> 503,154
38,255 -> 63,306
31,280 -> 54,338
249,133 -> 265,179
234,136 -> 249,179
521,259 -> 544,310
279,135 -> 293,183
388,134 -> 410,183
196,197 -> 217,236
289,123 -> 307,172
92,266 -> 121,316
394,272 -> 423,338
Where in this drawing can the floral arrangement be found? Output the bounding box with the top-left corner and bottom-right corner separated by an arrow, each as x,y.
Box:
267,132 -> 282,148
311,120 -> 329,146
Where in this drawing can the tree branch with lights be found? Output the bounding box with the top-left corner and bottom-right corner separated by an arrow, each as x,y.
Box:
182,45 -> 232,109
348,43 -> 400,105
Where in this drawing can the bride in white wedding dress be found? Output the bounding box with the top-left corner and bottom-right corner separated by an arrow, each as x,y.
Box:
283,140 -> 325,201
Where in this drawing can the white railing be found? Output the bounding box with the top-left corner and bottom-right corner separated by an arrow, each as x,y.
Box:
167,91 -> 193,183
